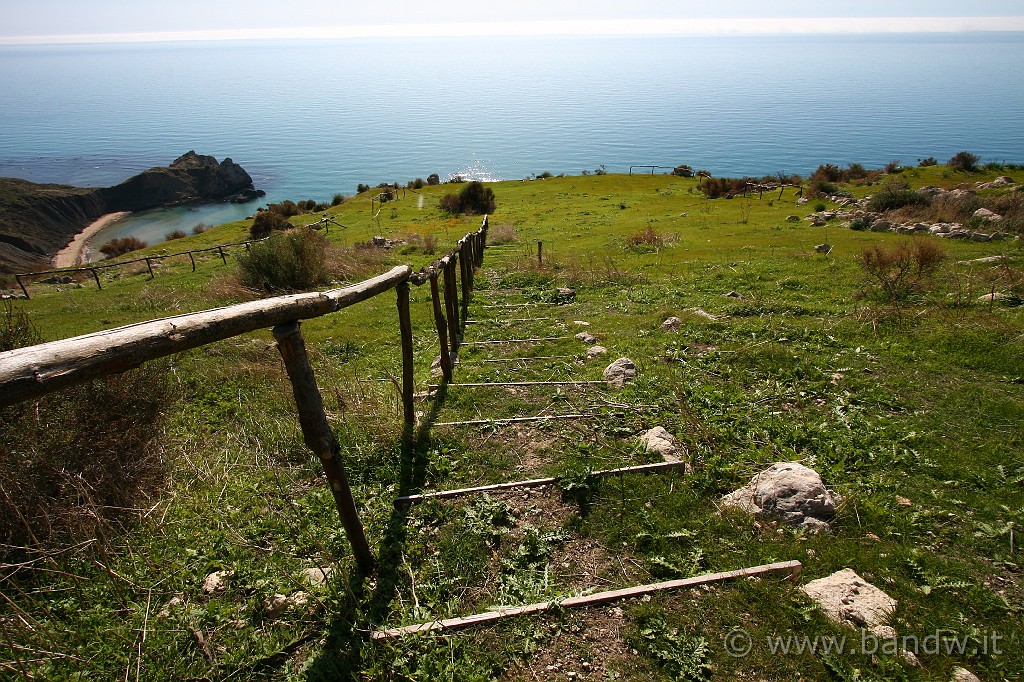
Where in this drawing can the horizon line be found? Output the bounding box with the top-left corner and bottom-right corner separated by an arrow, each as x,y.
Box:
3,16 -> 1024,46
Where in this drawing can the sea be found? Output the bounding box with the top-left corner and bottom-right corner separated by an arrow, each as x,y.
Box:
1,32 -> 1023,250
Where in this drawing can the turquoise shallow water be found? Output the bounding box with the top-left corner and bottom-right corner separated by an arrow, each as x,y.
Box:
2,33 -> 1023,248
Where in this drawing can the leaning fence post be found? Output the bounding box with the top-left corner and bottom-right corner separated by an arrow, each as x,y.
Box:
273,320 -> 374,574
14,275 -> 30,299
429,273 -> 453,382
444,257 -> 461,351
90,268 -> 102,290
144,258 -> 155,279
218,246 -> 227,264
396,281 -> 416,432
188,251 -> 196,272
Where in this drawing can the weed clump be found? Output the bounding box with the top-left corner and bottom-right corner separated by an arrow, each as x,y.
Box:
237,227 -> 330,292
949,150 -> 980,173
859,239 -> 946,301
626,226 -> 665,252
99,236 -> 148,257
439,181 -> 496,215
164,229 -> 187,240
867,180 -> 931,213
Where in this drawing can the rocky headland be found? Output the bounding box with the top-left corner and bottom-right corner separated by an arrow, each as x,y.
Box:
0,152 -> 263,274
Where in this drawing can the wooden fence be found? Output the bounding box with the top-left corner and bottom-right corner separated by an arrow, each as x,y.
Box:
0,216 -> 489,574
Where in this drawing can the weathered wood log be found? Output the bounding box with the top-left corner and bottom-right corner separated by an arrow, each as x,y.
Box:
394,460 -> 685,504
433,413 -> 594,428
0,265 -> 412,407
428,380 -> 605,389
188,251 -> 196,272
14,274 -> 30,299
273,321 -> 374,574
461,336 -> 572,345
371,560 -> 803,639
443,257 -> 460,351
478,355 -> 573,362
429,274 -> 453,382
396,281 -> 415,431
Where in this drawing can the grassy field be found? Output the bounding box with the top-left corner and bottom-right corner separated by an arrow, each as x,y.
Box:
2,165 -> 1023,681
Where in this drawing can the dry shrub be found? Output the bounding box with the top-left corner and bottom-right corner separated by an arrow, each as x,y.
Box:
327,243 -> 396,282
0,305 -> 175,553
488,223 -> 518,245
99,236 -> 148,257
164,229 -> 187,240
626,226 -> 665,251
991,193 -> 1024,234
859,239 -> 946,301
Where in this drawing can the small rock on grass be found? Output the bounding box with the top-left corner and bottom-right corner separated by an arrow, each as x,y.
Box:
301,566 -> 333,588
586,345 -> 608,359
603,357 -> 636,388
951,667 -> 982,682
638,427 -> 685,463
720,462 -> 836,532
575,332 -> 598,344
801,568 -> 896,634
202,570 -> 234,594
661,316 -> 682,330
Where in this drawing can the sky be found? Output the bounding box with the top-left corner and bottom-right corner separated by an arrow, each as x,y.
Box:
2,0 -> 1023,44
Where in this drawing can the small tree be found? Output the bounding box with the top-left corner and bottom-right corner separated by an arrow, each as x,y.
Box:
949,151 -> 980,173
427,174 -> 440,186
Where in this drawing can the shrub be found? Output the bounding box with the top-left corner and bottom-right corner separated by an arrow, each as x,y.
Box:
537,171 -> 553,179
357,183 -> 370,193
811,164 -> 843,183
237,227 -> 330,292
99,236 -> 148,258
699,177 -> 751,199
859,240 -> 945,301
867,180 -> 932,212
814,203 -> 827,212
164,229 -> 187,240
919,157 -> 938,167
672,164 -> 694,177
439,181 -> 496,215
846,163 -> 868,180
250,209 -> 292,239
408,178 -> 425,189
884,160 -> 903,174
427,173 -> 440,186
192,222 -> 211,235
625,226 -> 665,252
331,193 -> 345,206
1,305 -> 175,551
488,223 -> 518,245
949,151 -> 980,173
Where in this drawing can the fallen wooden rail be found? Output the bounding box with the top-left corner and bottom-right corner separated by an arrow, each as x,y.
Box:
371,560 -> 803,639
394,461 -> 687,505
433,413 -> 595,427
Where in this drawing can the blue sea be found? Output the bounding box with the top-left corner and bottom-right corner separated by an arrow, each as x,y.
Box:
1,33 -> 1023,248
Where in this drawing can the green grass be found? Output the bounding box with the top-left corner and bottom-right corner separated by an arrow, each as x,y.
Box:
2,167 -> 1023,680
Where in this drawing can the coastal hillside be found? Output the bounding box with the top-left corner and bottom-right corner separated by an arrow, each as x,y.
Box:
0,151 -> 259,273
2,164 -> 1023,680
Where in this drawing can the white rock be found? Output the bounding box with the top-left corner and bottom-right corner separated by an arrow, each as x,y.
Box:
202,570 -> 234,594
973,208 -> 1003,222
801,568 -> 896,633
263,593 -> 289,617
573,320 -> 590,326
586,345 -> 608,359
686,307 -> 720,321
575,332 -> 598,344
661,316 -> 682,330
603,357 -> 637,388
721,462 -> 836,530
638,427 -> 684,463
951,667 -> 982,682
301,566 -> 333,588
992,176 -> 1015,185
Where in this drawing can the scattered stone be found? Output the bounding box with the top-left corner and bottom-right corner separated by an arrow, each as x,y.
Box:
370,235 -> 403,249
661,316 -> 682,330
157,595 -> 184,618
575,332 -> 598,344
896,495 -> 912,506
555,287 -> 576,301
797,197 -> 809,205
973,208 -> 1003,222
977,292 -> 1019,305
686,307 -> 720,321
586,345 -> 608,359
723,290 -> 743,299
638,427 -> 684,463
951,667 -> 982,682
801,568 -> 896,634
786,215 -> 800,222
814,243 -> 832,254
263,593 -> 289,617
202,570 -> 234,594
721,462 -> 837,531
301,566 -> 333,588
992,176 -> 1015,185
289,591 -> 310,607
572,320 -> 590,326
603,357 -> 637,388
870,220 -> 893,233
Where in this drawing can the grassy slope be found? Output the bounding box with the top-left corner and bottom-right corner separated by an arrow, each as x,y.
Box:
4,167 -> 1024,681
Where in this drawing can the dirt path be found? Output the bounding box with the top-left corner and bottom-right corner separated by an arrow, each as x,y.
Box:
51,212 -> 131,269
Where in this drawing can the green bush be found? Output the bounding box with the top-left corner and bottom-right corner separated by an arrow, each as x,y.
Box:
919,157 -> 938,167
439,181 -> 496,215
949,151 -> 980,173
250,210 -> 292,239
237,227 -> 331,292
867,180 -> 932,212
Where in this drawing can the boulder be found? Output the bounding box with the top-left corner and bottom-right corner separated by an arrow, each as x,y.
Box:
721,462 -> 836,531
661,316 -> 682,330
814,243 -> 831,254
723,290 -> 743,299
973,208 -> 1003,222
951,668 -> 982,682
786,215 -> 800,222
801,568 -> 896,634
586,345 -> 608,359
638,427 -> 684,463
870,220 -> 892,233
992,176 -> 1015,186
575,332 -> 598,345
978,292 -> 1019,305
603,357 -> 637,388
263,593 -> 289,617
202,570 -> 234,594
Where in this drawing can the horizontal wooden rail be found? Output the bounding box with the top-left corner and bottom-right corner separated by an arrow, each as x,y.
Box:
371,560 -> 803,639
0,265 -> 412,407
433,413 -> 595,427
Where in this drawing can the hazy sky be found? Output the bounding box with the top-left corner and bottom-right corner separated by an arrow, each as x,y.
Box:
3,0 -> 1023,43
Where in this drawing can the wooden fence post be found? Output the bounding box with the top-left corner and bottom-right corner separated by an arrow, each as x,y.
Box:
188,251 -> 196,272
218,246 -> 227,264
459,245 -> 471,318
14,275 -> 30,299
538,241 -> 543,266
272,320 -> 374,574
144,258 -> 155,279
444,257 -> 461,351
429,274 -> 453,382
396,281 -> 415,432
90,268 -> 102,290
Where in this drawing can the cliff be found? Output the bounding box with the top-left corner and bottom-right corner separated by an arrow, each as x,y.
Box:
0,152 -> 261,274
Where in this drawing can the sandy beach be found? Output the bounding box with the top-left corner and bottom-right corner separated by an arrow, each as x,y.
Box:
52,212 -> 131,269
